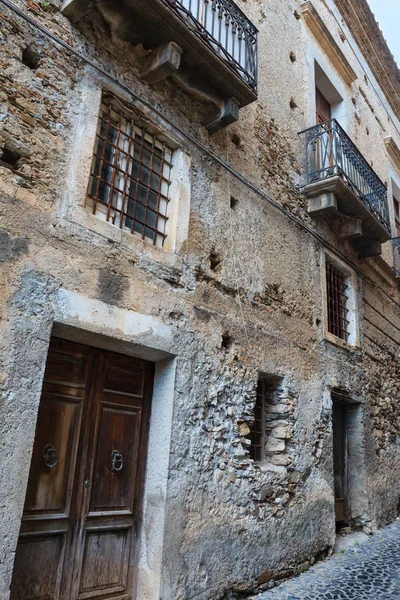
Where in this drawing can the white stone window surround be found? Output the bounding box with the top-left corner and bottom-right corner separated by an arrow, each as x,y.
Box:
59,70 -> 191,255
321,250 -> 360,350
305,45 -> 351,133
326,0 -> 400,133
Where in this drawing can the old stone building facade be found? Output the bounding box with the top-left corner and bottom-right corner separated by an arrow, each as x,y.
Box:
1,0 -> 400,599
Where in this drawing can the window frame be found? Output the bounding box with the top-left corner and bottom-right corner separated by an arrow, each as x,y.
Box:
321,251 -> 360,350
248,379 -> 266,463
86,96 -> 174,248
389,175 -> 400,239
393,194 -> 400,237
60,78 -> 191,256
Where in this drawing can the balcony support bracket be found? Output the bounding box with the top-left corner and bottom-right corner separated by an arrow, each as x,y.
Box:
204,98 -> 240,134
141,42 -> 182,85
308,192 -> 338,217
61,0 -> 91,23
338,216 -> 363,240
353,239 -> 382,258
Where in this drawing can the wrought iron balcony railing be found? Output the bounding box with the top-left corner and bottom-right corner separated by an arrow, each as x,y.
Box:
163,0 -> 258,92
299,119 -> 390,234
393,237 -> 400,275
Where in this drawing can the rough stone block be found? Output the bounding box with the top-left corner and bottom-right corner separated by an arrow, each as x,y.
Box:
266,403 -> 288,414
265,437 -> 285,452
258,570 -> 274,585
260,484 -> 274,501
288,470 -> 301,483
238,422 -> 250,436
267,453 -> 290,466
0,130 -> 31,158
271,426 -> 289,439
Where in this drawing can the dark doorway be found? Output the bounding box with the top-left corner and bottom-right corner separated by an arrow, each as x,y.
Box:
332,397 -> 349,528
10,337 -> 154,600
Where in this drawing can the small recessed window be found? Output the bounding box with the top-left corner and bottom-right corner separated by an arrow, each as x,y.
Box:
249,379 -> 266,462
323,253 -> 359,348
87,96 -> 173,248
248,376 -> 288,464
326,261 -> 350,342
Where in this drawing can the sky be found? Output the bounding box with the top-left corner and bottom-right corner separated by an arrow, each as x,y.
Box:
367,0 -> 400,65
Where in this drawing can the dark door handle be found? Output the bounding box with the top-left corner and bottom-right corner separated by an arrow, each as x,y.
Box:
43,444 -> 59,469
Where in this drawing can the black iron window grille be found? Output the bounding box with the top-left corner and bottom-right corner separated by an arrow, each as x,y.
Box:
393,195 -> 400,237
88,99 -> 173,247
299,119 -> 390,234
249,379 -> 265,462
326,261 -> 350,342
164,0 -> 258,92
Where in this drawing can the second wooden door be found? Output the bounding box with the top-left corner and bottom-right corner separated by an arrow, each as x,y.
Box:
332,399 -> 349,527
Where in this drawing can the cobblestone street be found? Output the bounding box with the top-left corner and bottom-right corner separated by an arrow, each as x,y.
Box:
252,521 -> 400,600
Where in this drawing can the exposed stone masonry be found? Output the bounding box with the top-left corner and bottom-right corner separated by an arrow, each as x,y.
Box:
0,1 -> 400,600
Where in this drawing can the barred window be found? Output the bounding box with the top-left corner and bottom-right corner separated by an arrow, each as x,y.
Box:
87,97 -> 173,247
393,195 -> 400,237
248,379 -> 266,462
326,261 -> 350,342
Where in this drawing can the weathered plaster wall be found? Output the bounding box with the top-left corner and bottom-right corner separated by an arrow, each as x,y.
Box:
0,1 -> 400,599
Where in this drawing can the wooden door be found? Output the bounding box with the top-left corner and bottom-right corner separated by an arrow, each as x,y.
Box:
332,400 -> 349,526
316,88 -> 331,124
10,338 -> 154,600
315,88 -> 333,178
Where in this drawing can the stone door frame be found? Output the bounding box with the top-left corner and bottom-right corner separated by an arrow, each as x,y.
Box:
1,287 -> 177,600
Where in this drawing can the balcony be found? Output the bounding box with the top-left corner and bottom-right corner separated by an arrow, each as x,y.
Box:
299,119 -> 391,256
62,0 -> 258,132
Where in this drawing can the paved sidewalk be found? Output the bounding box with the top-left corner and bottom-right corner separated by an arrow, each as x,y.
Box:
252,520 -> 400,600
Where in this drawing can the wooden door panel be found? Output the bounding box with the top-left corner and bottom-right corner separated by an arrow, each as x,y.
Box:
45,349 -> 89,387
24,394 -> 83,516
316,88 -> 331,123
10,533 -> 66,600
89,406 -> 141,513
11,340 -> 95,600
11,340 -> 154,600
103,361 -> 145,398
77,528 -> 130,598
